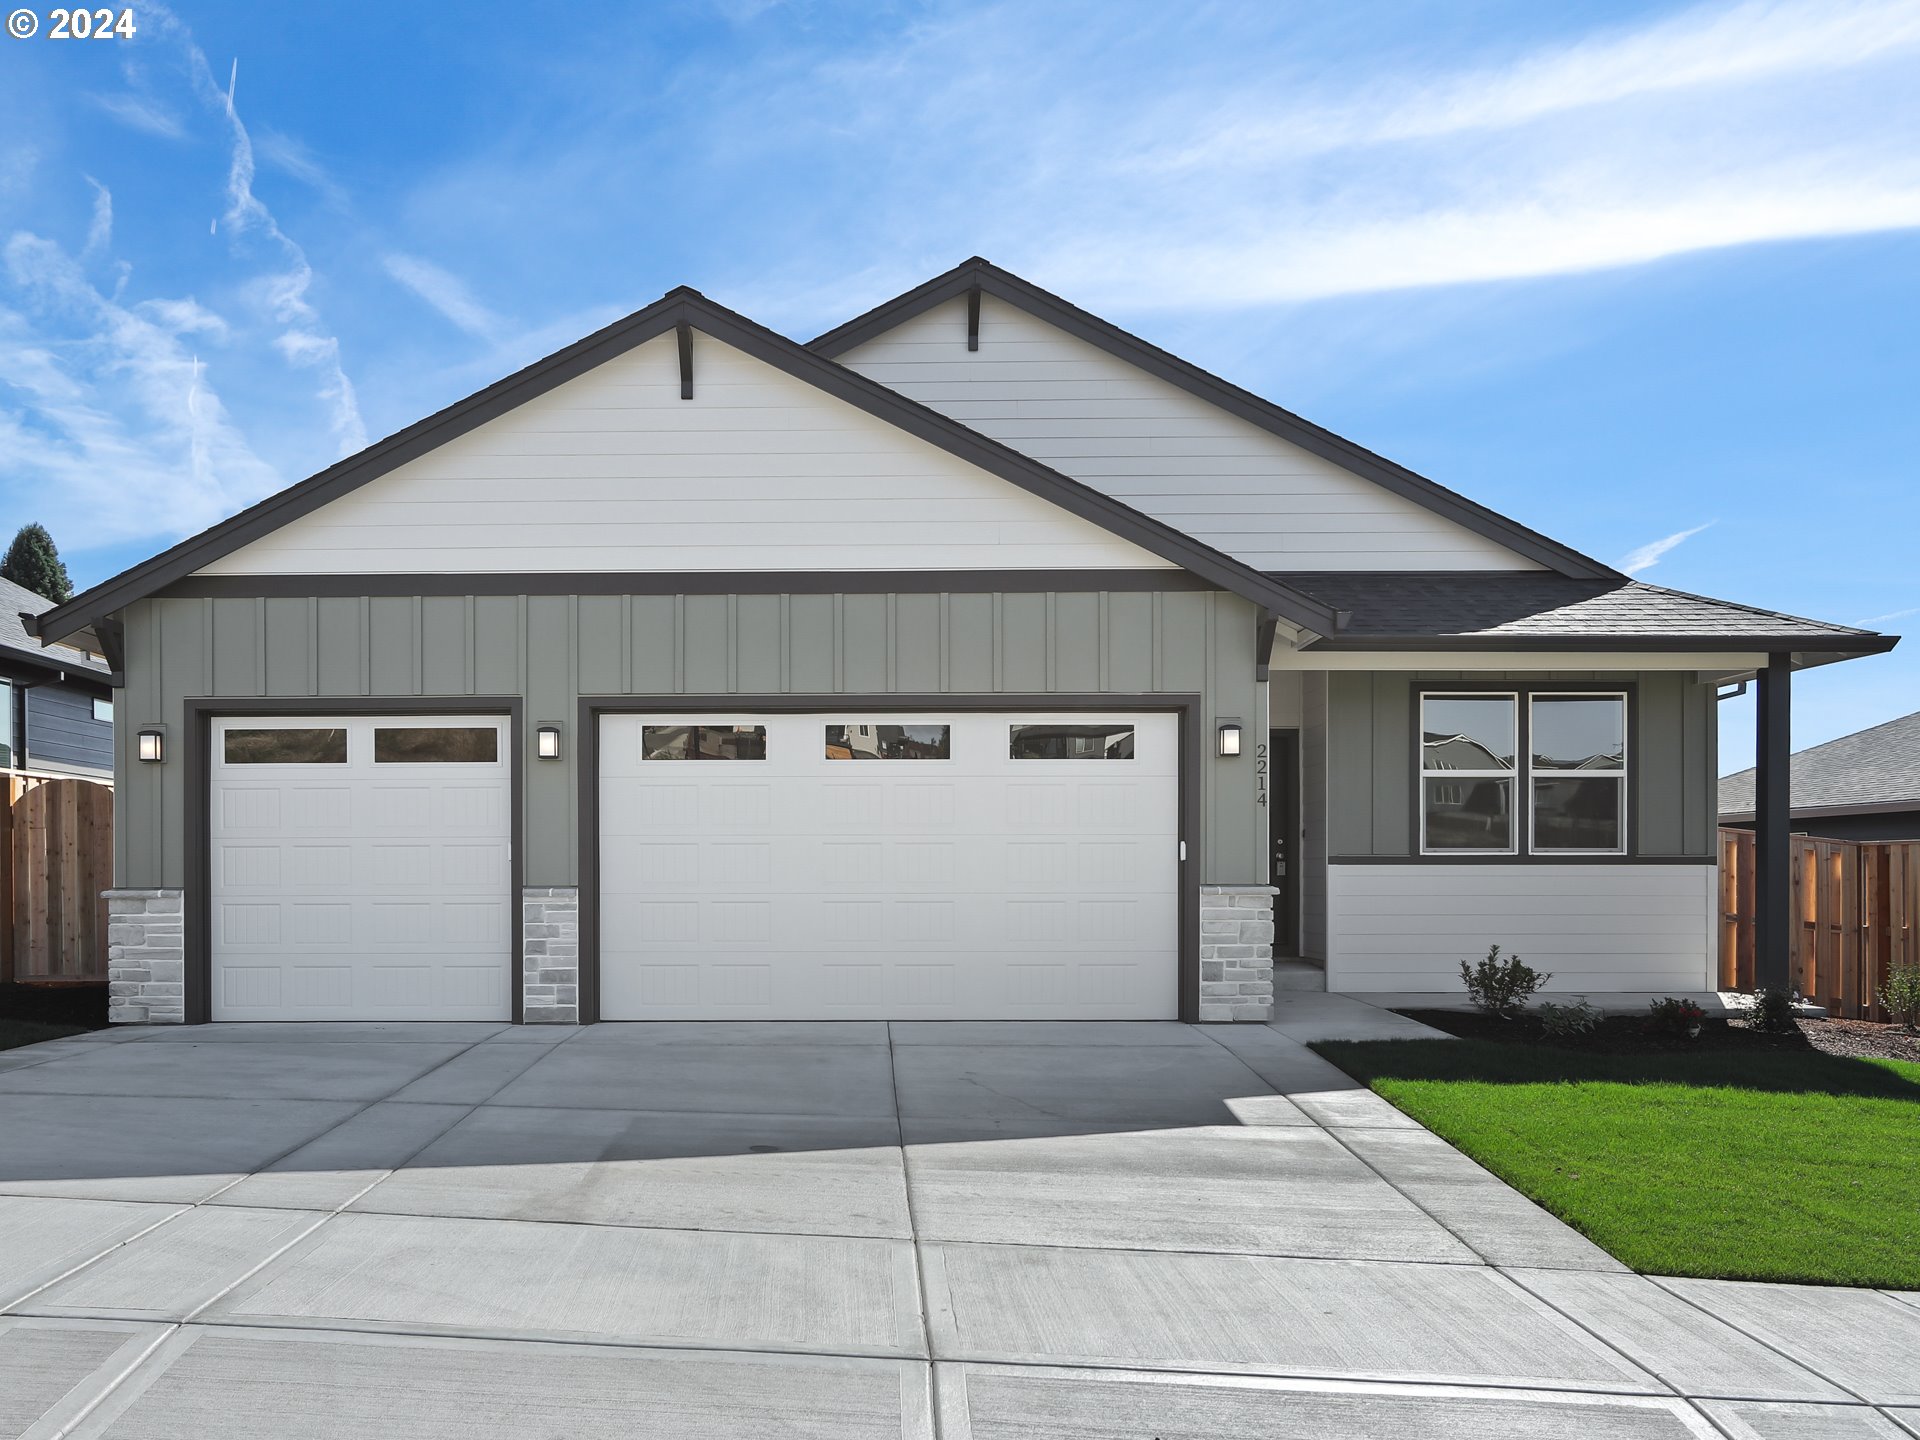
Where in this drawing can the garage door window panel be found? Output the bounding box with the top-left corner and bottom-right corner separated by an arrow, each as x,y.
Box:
1009,723 -> 1135,760
373,727 -> 499,764
642,725 -> 768,760
223,728 -> 348,765
824,724 -> 952,760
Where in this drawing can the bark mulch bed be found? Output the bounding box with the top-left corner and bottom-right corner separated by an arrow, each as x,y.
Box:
1398,1006 -> 1920,1062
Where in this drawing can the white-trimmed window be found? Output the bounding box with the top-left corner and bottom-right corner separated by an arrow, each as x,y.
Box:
1419,690 -> 1628,857
1419,694 -> 1517,854
1529,693 -> 1627,854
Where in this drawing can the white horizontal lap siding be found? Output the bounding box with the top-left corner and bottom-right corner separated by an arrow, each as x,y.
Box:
841,299 -> 1543,574
197,333 -> 1175,577
1326,863 -> 1716,993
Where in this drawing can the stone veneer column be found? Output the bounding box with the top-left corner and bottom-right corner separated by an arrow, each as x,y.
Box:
105,888 -> 186,1024
1198,884 -> 1276,1022
522,887 -> 580,1024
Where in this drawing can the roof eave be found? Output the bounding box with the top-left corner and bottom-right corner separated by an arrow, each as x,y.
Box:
810,258 -> 1621,583
1300,634 -> 1898,655
35,286 -> 1341,643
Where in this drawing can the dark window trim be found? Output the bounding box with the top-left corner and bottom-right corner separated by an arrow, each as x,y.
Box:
576,694 -> 1202,1025
1410,681 -> 1639,863
182,699 -> 524,1027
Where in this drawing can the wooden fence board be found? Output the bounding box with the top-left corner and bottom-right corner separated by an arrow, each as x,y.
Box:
1,775 -> 115,983
1719,827 -> 1915,1021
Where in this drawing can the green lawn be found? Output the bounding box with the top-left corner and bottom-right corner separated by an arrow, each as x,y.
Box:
0,1020 -> 87,1053
1313,1038 -> 1920,1288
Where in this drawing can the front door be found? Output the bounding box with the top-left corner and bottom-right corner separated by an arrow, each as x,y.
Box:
1268,728 -> 1299,956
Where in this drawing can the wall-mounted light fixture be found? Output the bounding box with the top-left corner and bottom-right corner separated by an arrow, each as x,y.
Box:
137,727 -> 166,764
1217,721 -> 1243,758
536,725 -> 563,760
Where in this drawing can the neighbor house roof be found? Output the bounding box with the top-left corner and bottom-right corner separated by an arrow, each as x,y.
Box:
30,285 -> 1344,646
1278,572 -> 1896,656
0,575 -> 111,679
809,257 -> 1620,582
1720,711 -> 1920,820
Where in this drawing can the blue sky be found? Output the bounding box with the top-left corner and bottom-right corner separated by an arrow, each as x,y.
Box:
2,0 -> 1916,772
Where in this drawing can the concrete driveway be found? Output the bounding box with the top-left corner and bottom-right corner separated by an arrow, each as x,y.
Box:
1,1000 -> 1915,1438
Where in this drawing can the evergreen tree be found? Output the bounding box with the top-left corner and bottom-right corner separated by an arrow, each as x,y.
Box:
1,523 -> 74,604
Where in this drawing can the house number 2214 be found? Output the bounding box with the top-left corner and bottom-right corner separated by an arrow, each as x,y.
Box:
1255,741 -> 1267,807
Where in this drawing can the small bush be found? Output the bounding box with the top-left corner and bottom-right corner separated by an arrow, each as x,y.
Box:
1458,945 -> 1550,1020
1647,995 -> 1706,1038
1878,964 -> 1920,1032
1536,997 -> 1602,1038
1746,986 -> 1799,1035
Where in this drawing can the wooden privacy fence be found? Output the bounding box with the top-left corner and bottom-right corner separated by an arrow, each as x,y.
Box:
0,775 -> 115,984
1719,827 -> 1920,1020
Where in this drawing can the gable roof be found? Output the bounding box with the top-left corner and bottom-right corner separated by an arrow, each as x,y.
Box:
32,288 -> 1346,646
1277,572 -> 1897,656
0,575 -> 110,679
1720,710 -> 1920,820
810,258 -> 1619,582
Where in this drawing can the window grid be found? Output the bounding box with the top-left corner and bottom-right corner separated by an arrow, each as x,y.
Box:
1417,688 -> 1629,859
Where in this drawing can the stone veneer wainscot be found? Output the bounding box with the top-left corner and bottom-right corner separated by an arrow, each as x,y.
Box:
105,888 -> 186,1024
522,886 -> 580,1024
1198,884 -> 1276,1022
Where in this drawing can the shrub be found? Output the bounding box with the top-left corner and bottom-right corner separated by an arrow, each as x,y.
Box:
1536,997 -> 1602,1038
1647,996 -> 1706,1038
1458,945 -> 1550,1020
1746,986 -> 1799,1035
1878,964 -> 1920,1032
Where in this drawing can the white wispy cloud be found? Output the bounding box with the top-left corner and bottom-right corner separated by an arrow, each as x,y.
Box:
1862,605 -> 1920,626
0,232 -> 281,543
1621,522 -> 1715,575
88,91 -> 188,140
383,254 -> 506,341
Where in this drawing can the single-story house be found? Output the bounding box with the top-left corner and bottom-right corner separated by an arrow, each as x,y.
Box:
2,574 -> 114,780
28,259 -> 1896,1026
1721,710 -> 1920,842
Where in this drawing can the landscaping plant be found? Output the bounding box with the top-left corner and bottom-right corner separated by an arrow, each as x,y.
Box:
1647,995 -> 1706,1039
1746,987 -> 1799,1035
1536,997 -> 1601,1038
1458,945 -> 1550,1020
1879,963 -> 1920,1032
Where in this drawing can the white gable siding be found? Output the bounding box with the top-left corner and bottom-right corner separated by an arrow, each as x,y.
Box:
200,330 -> 1176,577
840,297 -> 1543,574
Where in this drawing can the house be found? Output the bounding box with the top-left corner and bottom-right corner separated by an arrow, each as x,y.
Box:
1,575 -> 114,780
26,259 -> 1895,1026
1720,710 -> 1920,842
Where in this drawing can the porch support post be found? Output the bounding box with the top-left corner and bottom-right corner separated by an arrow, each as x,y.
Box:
1754,652 -> 1793,991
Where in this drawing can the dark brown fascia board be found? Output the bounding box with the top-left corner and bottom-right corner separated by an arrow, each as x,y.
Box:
34,285 -> 1340,645
1299,633 -> 1899,655
810,258 -> 1620,583
160,568 -> 1217,599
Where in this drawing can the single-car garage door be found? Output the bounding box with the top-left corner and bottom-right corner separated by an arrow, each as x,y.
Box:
597,711 -> 1180,1019
209,716 -> 512,1021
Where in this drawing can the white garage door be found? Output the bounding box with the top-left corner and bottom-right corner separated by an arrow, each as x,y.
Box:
597,711 -> 1180,1019
209,716 -> 512,1021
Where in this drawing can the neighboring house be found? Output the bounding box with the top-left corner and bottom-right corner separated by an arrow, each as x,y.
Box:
26,258 -> 1895,1027
1720,711 -> 1920,842
0,575 -> 114,780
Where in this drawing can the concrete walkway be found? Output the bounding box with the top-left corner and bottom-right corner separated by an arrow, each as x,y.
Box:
0,999 -> 1914,1438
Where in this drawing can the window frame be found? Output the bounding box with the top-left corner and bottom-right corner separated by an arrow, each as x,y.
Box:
92,696 -> 114,724
1413,683 -> 1634,861
1416,691 -> 1520,857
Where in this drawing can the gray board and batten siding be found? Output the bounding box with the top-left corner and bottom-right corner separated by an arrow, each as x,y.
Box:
115,584 -> 1268,891
1319,669 -> 1718,861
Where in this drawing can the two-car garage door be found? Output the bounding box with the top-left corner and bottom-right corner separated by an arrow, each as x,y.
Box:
597,712 -> 1180,1020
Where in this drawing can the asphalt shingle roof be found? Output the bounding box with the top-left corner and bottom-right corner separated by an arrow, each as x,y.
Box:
0,575 -> 110,676
1282,573 -> 1886,647
1720,710 -> 1920,817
